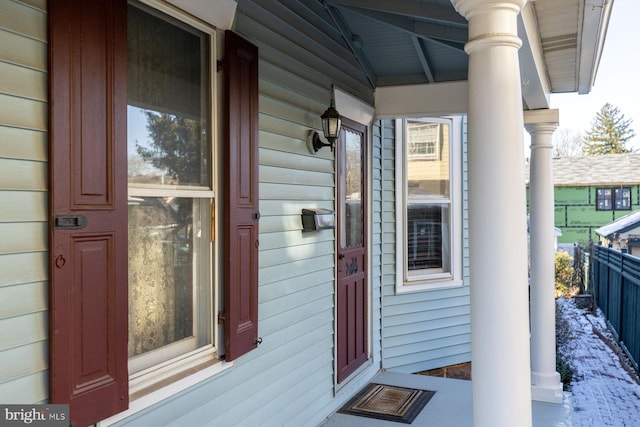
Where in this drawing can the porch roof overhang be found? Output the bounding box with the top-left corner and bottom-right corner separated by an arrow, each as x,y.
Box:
324,0 -> 614,113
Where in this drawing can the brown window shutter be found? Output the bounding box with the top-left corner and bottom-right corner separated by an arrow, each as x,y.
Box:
48,1 -> 129,425
223,30 -> 260,361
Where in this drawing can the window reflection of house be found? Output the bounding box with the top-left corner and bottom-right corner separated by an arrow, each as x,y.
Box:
408,123 -> 440,161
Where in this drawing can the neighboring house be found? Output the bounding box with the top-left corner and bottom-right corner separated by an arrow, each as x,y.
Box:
595,209 -> 640,257
0,1 -> 611,426
526,154 -> 640,247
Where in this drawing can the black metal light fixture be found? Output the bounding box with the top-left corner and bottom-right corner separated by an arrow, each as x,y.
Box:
308,96 -> 342,153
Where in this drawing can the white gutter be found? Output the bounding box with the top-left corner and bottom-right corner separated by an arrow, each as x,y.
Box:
578,0 -> 614,94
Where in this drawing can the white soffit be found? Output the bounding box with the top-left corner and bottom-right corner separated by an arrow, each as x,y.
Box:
373,81 -> 468,118
166,0 -> 237,30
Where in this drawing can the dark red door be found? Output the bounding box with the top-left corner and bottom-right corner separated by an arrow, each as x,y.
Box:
336,119 -> 368,383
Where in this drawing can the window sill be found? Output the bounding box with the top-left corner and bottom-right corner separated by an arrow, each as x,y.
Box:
396,278 -> 464,294
97,356 -> 234,426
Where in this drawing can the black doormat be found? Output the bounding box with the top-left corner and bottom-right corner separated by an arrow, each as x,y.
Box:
338,383 -> 436,424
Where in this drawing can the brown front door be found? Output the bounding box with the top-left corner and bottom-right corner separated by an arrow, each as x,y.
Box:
336,119 -> 368,383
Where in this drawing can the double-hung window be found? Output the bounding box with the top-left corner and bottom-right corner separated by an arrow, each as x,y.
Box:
615,187 -> 632,210
596,188 -> 613,210
49,0 -> 258,424
396,117 -> 463,292
126,0 -> 214,384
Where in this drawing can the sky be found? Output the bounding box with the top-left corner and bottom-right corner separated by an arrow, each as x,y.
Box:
549,0 -> 640,152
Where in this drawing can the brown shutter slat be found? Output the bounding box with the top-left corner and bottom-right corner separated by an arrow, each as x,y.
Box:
49,1 -> 128,425
223,30 -> 260,361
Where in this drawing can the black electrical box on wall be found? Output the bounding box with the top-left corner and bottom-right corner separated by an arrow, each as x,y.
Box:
301,208 -> 335,232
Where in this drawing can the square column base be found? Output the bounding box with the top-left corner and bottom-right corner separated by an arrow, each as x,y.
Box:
531,371 -> 563,403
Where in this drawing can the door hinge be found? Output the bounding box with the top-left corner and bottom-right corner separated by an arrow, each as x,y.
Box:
217,312 -> 226,324
211,200 -> 215,242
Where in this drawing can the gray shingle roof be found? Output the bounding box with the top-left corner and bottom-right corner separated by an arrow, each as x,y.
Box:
525,153 -> 640,186
595,209 -> 640,238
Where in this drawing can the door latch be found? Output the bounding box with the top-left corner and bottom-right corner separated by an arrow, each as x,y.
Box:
54,214 -> 87,230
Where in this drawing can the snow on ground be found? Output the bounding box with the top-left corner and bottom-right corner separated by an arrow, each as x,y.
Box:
556,298 -> 640,426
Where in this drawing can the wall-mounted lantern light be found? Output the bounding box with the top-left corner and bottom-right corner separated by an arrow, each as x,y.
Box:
308,96 -> 342,153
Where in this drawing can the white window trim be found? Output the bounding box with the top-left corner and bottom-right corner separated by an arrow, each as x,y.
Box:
395,116 -> 463,293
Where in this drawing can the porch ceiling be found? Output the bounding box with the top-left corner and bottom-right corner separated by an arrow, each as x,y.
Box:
324,0 -> 613,107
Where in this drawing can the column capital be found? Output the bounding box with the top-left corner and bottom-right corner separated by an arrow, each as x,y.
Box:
524,109 -> 559,136
451,0 -> 527,54
450,0 -> 527,20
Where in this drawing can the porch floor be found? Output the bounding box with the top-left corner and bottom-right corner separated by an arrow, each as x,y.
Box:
321,371 -> 573,427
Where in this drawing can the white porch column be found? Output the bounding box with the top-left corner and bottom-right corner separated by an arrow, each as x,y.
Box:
525,109 -> 563,403
450,1 -> 532,426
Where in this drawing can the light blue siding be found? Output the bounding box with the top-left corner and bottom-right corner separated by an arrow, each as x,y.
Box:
0,0 -> 48,404
109,0 -> 378,425
380,117 -> 472,373
0,0 -> 475,423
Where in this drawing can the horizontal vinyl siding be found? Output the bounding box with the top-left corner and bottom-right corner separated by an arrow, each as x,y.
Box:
0,0 -> 48,404
370,120 -> 383,385
462,118 -> 470,284
380,117 -> 472,373
113,1 -> 375,426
